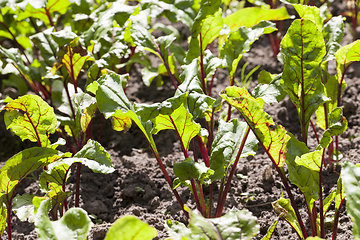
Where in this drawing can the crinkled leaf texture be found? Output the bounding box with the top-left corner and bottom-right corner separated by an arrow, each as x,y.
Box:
341,161 -> 360,240
104,215 -> 157,240
210,119 -> 258,180
35,199 -> 93,240
3,94 -> 57,147
166,207 -> 259,240
220,86 -> 289,171
0,147 -> 65,207
280,18 -> 327,143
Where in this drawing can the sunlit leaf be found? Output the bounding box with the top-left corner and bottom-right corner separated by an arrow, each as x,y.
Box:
186,0 -> 223,62
271,198 -> 304,239
224,7 -> 289,32
0,147 -> 64,207
221,86 -> 290,171
3,94 -> 57,147
17,0 -> 71,27
280,19 -> 327,144
104,215 -> 157,240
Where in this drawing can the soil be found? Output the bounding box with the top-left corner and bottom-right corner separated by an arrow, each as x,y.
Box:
1,3 -> 360,240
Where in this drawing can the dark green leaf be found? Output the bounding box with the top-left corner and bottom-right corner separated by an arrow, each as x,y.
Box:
280,19 -> 327,143
210,119 -> 257,180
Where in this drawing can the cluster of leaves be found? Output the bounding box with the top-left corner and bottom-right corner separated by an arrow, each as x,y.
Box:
1,0 -> 360,240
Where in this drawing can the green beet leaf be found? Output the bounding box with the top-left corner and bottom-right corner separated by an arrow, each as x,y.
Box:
151,103 -> 200,153
317,107 -> 347,150
173,158 -> 214,185
3,94 -> 57,147
0,202 -> 6,236
13,193 -> 36,222
62,39 -> 94,87
286,133 -> 319,209
35,199 -> 93,240
261,217 -> 280,240
220,21 -> 276,84
271,198 -> 304,239
29,27 -> 58,66
221,86 -> 290,171
0,46 -> 35,92
186,0 -> 223,62
95,73 -> 158,155
322,16 -> 344,63
0,147 -> 64,207
252,71 -> 286,104
335,40 -> 360,88
341,161 -> 360,239
292,4 -> 323,31
105,215 -> 157,240
315,75 -> 346,130
224,7 -> 289,32
166,208 -> 259,240
175,59 -> 216,119
210,119 -> 258,180
17,0 -> 71,27
280,19 -> 328,144
51,28 -> 78,46
73,139 -> 114,173
95,73 -> 131,118
47,183 -> 71,214
39,140 -> 113,191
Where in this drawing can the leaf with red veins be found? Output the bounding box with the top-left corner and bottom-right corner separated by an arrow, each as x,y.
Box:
280,19 -> 328,144
0,147 -> 64,207
3,95 -> 57,147
220,86 -> 289,170
152,104 -> 201,154
62,42 -> 94,86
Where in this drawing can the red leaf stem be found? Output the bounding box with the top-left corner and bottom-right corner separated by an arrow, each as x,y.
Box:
75,162 -> 82,207
332,197 -> 345,240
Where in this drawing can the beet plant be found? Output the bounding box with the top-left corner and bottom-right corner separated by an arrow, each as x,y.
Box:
1,0 -> 360,239
222,3 -> 360,239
